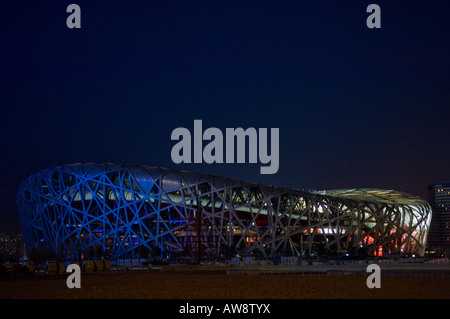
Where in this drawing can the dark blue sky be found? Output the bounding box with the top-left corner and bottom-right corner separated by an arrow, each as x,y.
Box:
1,0 -> 449,234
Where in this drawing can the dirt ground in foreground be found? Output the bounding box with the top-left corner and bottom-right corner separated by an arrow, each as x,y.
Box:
1,269 -> 449,299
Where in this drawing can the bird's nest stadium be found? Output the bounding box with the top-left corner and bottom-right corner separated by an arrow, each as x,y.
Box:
17,163 -> 432,263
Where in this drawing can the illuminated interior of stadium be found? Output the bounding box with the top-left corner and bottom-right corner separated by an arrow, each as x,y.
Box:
16,163 -> 432,262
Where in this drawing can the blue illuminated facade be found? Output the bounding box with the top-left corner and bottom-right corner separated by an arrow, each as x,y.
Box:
17,163 -> 432,262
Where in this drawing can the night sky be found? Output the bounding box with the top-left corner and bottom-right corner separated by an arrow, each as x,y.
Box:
1,1 -> 449,235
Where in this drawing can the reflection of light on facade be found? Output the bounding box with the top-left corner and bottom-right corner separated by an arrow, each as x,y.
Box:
16,163 -> 432,262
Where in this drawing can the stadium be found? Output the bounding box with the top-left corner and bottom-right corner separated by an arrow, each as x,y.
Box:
16,163 -> 432,263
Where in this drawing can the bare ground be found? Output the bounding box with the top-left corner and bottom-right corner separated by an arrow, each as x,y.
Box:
1,268 -> 449,299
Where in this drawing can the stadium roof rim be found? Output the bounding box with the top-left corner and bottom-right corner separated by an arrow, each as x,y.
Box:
25,162 -> 428,207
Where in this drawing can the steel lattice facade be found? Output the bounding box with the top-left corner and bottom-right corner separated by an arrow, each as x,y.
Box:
17,163 -> 432,262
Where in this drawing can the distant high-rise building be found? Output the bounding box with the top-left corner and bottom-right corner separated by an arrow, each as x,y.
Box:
427,182 -> 450,254
0,233 -> 11,261
0,233 -> 27,262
